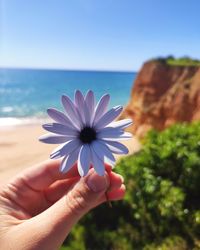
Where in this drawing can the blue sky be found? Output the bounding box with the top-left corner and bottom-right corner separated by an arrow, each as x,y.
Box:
0,0 -> 200,71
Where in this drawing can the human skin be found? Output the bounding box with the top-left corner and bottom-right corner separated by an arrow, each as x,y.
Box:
0,160 -> 125,250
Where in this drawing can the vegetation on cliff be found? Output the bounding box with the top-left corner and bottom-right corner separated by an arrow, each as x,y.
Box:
150,56 -> 200,66
62,122 -> 200,250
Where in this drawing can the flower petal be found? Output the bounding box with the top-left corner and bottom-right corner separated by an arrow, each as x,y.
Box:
83,99 -> 91,126
43,123 -> 78,136
90,146 -> 105,176
39,133 -> 72,144
108,119 -> 133,130
60,146 -> 81,173
93,94 -> 110,125
103,140 -> 129,154
91,140 -> 116,167
78,144 -> 91,177
85,90 -> 95,125
97,127 -> 123,137
47,108 -> 76,129
62,95 -> 81,129
98,128 -> 132,141
94,105 -> 123,130
74,90 -> 85,126
103,133 -> 132,141
50,139 -> 80,159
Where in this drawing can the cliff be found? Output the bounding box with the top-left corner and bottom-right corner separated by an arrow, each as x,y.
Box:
122,60 -> 200,137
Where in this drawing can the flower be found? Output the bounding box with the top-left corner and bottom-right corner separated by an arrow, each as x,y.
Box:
39,90 -> 132,176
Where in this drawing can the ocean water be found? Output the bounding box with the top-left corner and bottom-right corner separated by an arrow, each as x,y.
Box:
0,68 -> 136,126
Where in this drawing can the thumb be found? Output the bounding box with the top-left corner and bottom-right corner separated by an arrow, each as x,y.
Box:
29,169 -> 109,249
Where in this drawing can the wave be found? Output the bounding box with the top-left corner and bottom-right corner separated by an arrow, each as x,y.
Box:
0,116 -> 50,128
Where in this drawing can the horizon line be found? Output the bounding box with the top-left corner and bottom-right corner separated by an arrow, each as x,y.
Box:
0,66 -> 137,74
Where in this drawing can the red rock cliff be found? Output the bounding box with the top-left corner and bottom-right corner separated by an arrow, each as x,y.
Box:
122,61 -> 200,137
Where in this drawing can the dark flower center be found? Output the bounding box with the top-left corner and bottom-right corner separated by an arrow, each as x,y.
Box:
79,126 -> 97,144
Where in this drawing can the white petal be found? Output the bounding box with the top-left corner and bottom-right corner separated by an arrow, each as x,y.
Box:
93,94 -> 110,125
50,139 -> 80,159
103,140 -> 129,154
39,133 -> 72,144
97,127 -> 123,137
47,108 -> 76,129
42,123 -> 78,136
74,90 -> 85,126
62,95 -> 81,129
114,132 -> 132,140
98,128 -> 132,141
94,105 -> 123,130
91,140 -> 116,167
83,99 -> 91,126
90,146 -> 105,176
60,146 -> 81,173
85,90 -> 95,125
78,144 -> 91,177
108,119 -> 133,130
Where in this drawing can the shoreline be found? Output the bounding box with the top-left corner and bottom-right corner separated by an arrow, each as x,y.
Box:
0,116 -> 50,128
0,124 -> 141,185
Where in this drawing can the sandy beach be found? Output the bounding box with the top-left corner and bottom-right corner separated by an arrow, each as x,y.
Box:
0,125 -> 141,185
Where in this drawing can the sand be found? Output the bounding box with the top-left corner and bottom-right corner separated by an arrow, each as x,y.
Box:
0,125 -> 141,185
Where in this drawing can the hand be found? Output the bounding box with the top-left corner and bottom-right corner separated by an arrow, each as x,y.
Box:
0,160 -> 125,250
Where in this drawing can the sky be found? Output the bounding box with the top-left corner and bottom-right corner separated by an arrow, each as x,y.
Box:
0,0 -> 200,71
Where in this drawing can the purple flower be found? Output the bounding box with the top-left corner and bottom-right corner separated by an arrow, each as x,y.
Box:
39,90 -> 132,176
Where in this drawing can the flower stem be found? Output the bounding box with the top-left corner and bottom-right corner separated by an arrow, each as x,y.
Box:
105,191 -> 112,208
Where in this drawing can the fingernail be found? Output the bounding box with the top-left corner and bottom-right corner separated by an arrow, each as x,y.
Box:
86,172 -> 109,193
119,175 -> 124,183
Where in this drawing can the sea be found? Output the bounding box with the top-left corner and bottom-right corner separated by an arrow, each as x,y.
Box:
0,68 -> 136,127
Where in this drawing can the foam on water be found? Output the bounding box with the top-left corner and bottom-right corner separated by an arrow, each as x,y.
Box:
0,117 -> 50,129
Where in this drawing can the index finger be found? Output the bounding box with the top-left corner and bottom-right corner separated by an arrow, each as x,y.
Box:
18,159 -> 79,191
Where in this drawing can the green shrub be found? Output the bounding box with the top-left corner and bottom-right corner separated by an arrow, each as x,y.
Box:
149,56 -> 200,66
63,122 -> 200,250
166,56 -> 200,66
